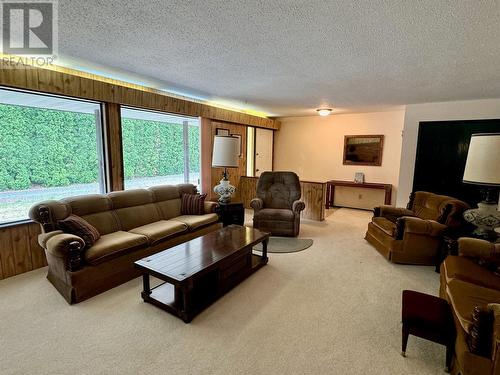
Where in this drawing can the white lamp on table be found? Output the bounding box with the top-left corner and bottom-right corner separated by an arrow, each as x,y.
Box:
462,133 -> 500,239
212,135 -> 239,203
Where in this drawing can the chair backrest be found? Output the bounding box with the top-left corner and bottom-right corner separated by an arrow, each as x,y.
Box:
256,171 -> 301,209
407,191 -> 470,226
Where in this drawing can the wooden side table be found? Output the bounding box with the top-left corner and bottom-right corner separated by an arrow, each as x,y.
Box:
216,202 -> 245,227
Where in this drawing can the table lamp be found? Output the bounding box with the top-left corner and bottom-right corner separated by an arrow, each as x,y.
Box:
462,133 -> 500,239
212,135 -> 239,203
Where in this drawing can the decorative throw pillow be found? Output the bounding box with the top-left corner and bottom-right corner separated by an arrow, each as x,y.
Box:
181,193 -> 207,215
58,214 -> 100,249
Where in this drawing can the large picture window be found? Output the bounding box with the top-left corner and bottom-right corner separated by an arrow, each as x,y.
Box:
121,107 -> 200,189
0,88 -> 105,225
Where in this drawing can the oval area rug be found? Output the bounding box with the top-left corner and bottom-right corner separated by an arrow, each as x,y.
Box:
253,237 -> 313,253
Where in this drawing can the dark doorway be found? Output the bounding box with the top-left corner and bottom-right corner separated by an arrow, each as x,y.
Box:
413,119 -> 500,207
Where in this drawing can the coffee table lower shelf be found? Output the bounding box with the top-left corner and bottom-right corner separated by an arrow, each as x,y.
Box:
140,252 -> 267,323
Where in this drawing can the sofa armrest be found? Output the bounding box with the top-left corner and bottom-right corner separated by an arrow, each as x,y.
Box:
374,205 -> 415,219
250,198 -> 263,211
458,238 -> 499,259
488,304 -> 500,370
38,230 -> 63,249
292,200 -> 305,213
45,233 -> 85,271
396,216 -> 447,239
204,201 -> 218,214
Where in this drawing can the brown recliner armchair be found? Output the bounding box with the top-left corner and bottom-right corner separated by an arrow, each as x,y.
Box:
251,171 -> 305,237
365,191 -> 469,265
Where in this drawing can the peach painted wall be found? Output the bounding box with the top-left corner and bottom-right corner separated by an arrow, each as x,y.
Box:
274,110 -> 405,205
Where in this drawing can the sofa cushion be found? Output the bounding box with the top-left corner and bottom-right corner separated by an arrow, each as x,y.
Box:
255,208 -> 294,221
84,231 -> 148,265
129,220 -> 188,244
58,214 -> 101,248
62,194 -> 112,216
149,185 -> 181,201
447,279 -> 500,333
81,211 -> 121,235
444,256 -> 500,292
108,189 -> 154,209
155,199 -> 182,220
114,204 -> 161,231
371,217 -> 396,237
181,193 -> 206,215
171,213 -> 219,230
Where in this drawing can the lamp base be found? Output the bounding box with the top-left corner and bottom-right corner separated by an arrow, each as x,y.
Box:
463,202 -> 500,241
213,178 -> 236,204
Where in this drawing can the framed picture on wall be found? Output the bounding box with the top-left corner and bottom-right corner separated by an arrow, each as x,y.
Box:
343,135 -> 384,166
216,128 -> 230,136
231,133 -> 242,157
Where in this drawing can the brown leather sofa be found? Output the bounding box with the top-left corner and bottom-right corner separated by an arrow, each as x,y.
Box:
365,191 -> 469,265
440,238 -> 500,375
250,171 -> 305,237
29,184 -> 222,304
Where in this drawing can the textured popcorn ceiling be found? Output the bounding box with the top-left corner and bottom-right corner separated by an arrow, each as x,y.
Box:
57,1 -> 500,116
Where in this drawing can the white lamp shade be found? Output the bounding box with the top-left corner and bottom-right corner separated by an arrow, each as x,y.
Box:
212,136 -> 239,167
463,133 -> 500,186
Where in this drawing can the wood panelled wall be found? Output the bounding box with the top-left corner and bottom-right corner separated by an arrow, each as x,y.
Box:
0,62 -> 280,281
239,176 -> 327,221
0,222 -> 46,279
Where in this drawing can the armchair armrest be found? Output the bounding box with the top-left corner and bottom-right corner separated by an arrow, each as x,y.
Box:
458,237 -> 499,260
250,198 -> 263,211
204,201 -> 218,214
374,205 -> 415,219
292,200 -> 305,213
45,233 -> 85,271
395,216 -> 446,240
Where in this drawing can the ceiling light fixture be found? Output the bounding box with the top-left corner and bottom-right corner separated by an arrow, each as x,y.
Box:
316,108 -> 332,116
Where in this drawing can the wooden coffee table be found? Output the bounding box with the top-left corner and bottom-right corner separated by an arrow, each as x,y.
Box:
134,225 -> 269,323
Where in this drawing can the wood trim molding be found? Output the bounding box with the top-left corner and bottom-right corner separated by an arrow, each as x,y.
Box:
200,117 -> 212,195
103,103 -> 124,191
0,62 -> 280,130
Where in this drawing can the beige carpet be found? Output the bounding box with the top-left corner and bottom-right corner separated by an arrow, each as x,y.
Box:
0,208 -> 444,375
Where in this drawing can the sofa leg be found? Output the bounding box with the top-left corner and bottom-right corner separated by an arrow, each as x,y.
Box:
402,326 -> 409,357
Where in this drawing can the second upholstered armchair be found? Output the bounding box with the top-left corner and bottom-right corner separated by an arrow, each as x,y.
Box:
365,191 -> 469,265
250,171 -> 305,237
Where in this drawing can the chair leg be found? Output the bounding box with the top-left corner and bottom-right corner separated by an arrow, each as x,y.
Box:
402,326 -> 409,357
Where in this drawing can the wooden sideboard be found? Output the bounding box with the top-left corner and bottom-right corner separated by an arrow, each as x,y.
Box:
325,180 -> 392,209
238,176 -> 326,221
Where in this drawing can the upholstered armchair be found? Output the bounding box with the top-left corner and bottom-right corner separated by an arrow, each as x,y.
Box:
251,171 -> 305,237
365,191 -> 469,265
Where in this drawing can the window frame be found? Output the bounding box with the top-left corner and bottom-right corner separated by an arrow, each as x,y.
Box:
0,86 -> 108,227
120,105 -> 201,191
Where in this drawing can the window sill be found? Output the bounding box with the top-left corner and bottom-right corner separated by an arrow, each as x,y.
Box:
0,219 -> 34,229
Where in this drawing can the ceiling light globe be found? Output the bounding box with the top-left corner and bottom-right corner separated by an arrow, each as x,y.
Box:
317,108 -> 332,116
